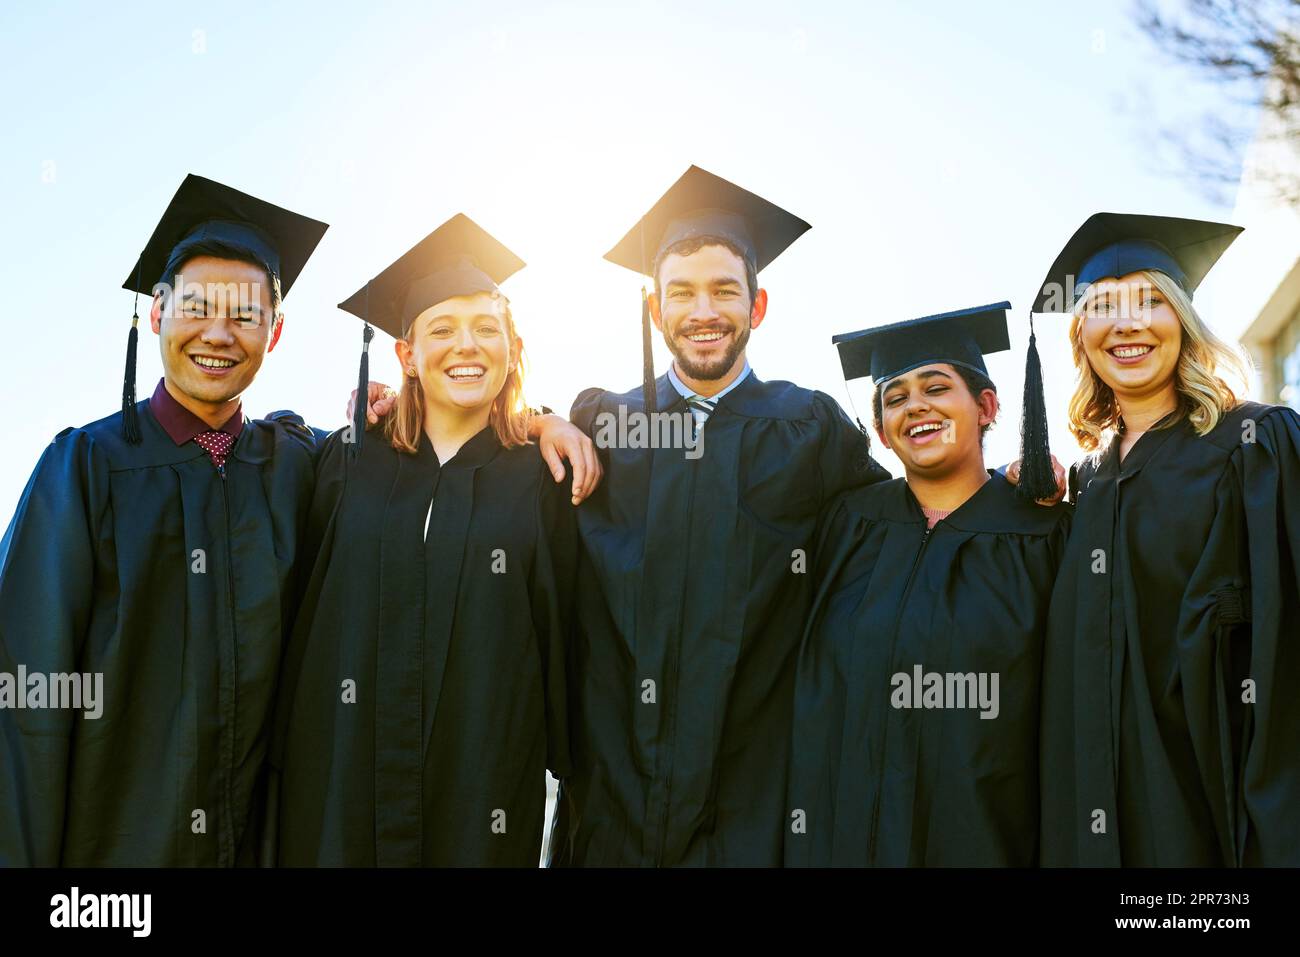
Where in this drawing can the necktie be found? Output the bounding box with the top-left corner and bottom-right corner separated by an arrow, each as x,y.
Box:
195,430 -> 234,470
685,395 -> 718,435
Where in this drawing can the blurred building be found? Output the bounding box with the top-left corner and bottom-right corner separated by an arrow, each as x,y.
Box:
1210,86 -> 1300,410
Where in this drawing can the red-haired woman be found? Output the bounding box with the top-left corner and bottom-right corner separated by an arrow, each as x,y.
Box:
271,215 -> 577,867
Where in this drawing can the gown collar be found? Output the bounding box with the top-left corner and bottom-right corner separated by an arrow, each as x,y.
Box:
1098,409 -> 1185,481
654,373 -> 687,413
666,358 -> 752,403
416,423 -> 501,470
896,469 -> 1063,534
713,368 -> 774,417
648,367 -> 828,420
150,378 -> 245,446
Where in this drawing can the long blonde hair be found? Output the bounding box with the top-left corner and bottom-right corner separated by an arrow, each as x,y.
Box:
383,295 -> 533,454
1066,269 -> 1252,452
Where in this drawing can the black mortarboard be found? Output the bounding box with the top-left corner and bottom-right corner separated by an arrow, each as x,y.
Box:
1032,212 -> 1242,313
338,213 -> 525,451
124,174 -> 328,298
833,301 -> 1058,502
833,302 -> 1012,384
605,166 -> 811,412
606,165 -> 812,277
119,174 -> 328,443
338,213 -> 524,340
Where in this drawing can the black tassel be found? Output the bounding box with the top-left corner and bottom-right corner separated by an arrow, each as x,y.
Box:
640,285 -> 657,415
1016,315 -> 1056,502
122,263 -> 143,444
122,318 -> 141,444
351,321 -> 373,458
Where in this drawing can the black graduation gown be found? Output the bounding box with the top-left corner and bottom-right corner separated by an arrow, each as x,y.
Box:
0,402 -> 318,866
270,426 -> 575,867
786,475 -> 1071,867
1040,401 -> 1300,866
550,372 -> 890,866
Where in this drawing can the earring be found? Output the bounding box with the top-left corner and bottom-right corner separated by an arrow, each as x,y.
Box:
407,368 -> 416,377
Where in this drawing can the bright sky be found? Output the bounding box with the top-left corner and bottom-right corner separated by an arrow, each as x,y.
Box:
0,0 -> 1251,522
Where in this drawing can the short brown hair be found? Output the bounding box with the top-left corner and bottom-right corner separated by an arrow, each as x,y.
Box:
652,235 -> 758,309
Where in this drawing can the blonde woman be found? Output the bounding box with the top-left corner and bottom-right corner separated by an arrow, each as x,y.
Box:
1029,213 -> 1300,866
270,215 -> 575,866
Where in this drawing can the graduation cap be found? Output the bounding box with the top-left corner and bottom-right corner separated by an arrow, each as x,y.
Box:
833,302 -> 1058,502
604,166 -> 811,413
1032,212 -> 1242,313
338,213 -> 525,451
833,302 -> 1012,384
120,174 -> 329,443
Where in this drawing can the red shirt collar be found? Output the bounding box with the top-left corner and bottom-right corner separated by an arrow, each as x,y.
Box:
149,378 -> 244,447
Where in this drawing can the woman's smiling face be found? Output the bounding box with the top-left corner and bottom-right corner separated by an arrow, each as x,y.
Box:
1077,272 -> 1182,401
399,291 -> 516,414
877,362 -> 996,477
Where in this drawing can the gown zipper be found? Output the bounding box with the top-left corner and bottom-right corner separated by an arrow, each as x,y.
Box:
865,519 -> 934,861
217,461 -> 238,866
655,447 -> 698,866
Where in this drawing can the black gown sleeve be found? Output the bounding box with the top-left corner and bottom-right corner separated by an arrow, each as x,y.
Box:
0,429 -> 109,866
1230,407 -> 1300,863
270,428 -> 351,728
260,429 -> 350,866
813,391 -> 890,506
1066,457 -> 1098,506
297,430 -> 351,592
262,409 -> 328,462
568,388 -> 607,439
530,463 -> 578,779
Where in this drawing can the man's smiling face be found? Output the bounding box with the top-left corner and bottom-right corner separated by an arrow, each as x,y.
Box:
151,255 -> 280,406
651,242 -> 763,382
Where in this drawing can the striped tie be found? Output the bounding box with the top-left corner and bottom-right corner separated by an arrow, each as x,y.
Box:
685,395 -> 717,434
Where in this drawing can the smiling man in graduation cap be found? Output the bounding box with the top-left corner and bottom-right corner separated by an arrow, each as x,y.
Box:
787,302 -> 1071,866
549,166 -> 891,867
0,175 -> 330,866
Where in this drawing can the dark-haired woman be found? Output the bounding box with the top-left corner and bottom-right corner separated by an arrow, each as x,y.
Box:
787,303 -> 1071,867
